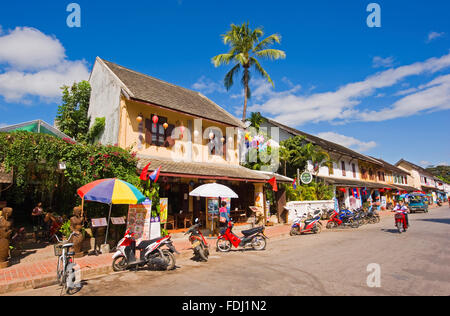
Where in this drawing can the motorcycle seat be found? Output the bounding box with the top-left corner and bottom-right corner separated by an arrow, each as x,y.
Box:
241,226 -> 263,236
136,237 -> 162,250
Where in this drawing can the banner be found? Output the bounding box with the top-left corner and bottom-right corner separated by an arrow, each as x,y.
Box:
159,198 -> 168,224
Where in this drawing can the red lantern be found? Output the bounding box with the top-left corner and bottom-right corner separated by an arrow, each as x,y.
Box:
152,115 -> 159,128
338,188 -> 346,193
179,125 -> 185,138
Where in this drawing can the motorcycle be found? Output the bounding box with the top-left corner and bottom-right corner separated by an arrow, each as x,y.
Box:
394,211 -> 408,233
185,218 -> 209,262
366,205 -> 380,224
326,210 -> 359,229
216,221 -> 268,252
290,213 -> 322,236
112,230 -> 179,272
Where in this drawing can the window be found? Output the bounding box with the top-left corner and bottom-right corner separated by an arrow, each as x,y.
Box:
151,115 -> 167,146
145,115 -> 174,147
352,163 -> 356,178
341,161 -> 346,176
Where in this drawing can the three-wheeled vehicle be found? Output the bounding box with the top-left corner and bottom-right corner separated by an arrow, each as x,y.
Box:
407,193 -> 429,213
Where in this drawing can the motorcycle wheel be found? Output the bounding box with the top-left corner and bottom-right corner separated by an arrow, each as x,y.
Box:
290,227 -> 299,236
252,235 -> 266,251
326,221 -> 336,229
313,224 -> 322,234
112,256 -> 128,272
396,222 -> 402,234
197,244 -> 208,262
216,239 -> 232,252
350,220 -> 359,229
162,249 -> 176,270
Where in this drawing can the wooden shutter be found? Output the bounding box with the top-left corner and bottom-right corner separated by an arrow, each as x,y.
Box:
145,118 -> 152,145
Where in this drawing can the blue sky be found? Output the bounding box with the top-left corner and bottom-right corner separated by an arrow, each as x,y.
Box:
0,0 -> 449,167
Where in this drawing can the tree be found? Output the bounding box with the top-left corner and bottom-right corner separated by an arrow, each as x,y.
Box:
56,81 -> 91,142
212,22 -> 286,121
300,142 -> 333,179
246,112 -> 266,131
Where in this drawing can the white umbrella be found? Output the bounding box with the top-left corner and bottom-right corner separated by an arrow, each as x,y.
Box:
189,183 -> 238,198
189,183 -> 238,232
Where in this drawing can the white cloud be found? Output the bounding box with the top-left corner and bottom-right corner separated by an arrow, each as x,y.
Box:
0,26 -> 89,103
249,52 -> 450,126
372,56 -> 395,68
427,31 -> 445,43
419,160 -> 432,167
192,76 -> 225,94
316,132 -> 377,152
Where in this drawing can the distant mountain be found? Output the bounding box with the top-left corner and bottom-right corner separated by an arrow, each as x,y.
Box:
426,165 -> 450,183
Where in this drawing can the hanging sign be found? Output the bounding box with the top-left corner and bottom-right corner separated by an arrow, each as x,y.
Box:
159,198 -> 168,224
300,171 -> 313,184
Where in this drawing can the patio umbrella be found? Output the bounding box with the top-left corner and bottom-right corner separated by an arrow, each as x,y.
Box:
189,183 -> 238,198
189,183 -> 238,232
77,178 -> 146,244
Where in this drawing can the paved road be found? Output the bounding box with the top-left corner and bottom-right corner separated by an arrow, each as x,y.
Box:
8,206 -> 450,296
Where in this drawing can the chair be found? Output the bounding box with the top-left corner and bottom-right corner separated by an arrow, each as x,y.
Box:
183,213 -> 193,229
165,215 -> 175,230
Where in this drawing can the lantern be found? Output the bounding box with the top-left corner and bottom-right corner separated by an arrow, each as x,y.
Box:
163,122 -> 168,130
152,115 -> 159,128
179,125 -> 185,139
221,137 -> 225,143
136,113 -> 143,123
209,131 -> 214,140
194,129 -> 199,137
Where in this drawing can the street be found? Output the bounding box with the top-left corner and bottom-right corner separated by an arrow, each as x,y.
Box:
8,206 -> 450,296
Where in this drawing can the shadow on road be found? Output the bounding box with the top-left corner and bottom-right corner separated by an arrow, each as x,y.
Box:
381,229 -> 402,234
416,218 -> 450,225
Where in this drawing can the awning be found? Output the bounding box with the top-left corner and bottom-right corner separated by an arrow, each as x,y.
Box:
252,170 -> 294,183
393,184 -> 418,192
137,155 -> 269,182
319,176 -> 398,190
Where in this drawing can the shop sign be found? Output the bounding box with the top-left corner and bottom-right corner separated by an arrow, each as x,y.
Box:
300,171 -> 313,184
159,198 -> 168,224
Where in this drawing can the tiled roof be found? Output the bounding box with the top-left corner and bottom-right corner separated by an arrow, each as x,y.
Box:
137,156 -> 268,182
100,58 -> 244,128
264,118 -> 382,165
319,176 -> 398,189
369,157 -> 410,175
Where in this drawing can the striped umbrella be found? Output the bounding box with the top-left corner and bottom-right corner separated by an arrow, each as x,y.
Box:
77,178 -> 146,245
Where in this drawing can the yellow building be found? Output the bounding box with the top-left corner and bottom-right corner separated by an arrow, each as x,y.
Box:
88,58 -> 289,232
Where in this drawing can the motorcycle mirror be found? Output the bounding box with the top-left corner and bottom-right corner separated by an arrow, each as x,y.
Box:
195,218 -> 199,223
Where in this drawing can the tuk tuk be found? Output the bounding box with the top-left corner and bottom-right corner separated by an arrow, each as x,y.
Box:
407,194 -> 428,213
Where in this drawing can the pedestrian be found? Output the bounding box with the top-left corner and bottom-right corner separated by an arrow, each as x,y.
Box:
32,202 -> 44,240
218,200 -> 229,231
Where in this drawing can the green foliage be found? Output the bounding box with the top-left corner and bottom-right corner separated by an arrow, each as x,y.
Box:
0,131 -> 139,216
55,81 -> 91,142
59,220 -> 72,239
284,182 -> 334,202
212,23 -> 286,120
86,117 -> 105,144
426,165 -> 450,183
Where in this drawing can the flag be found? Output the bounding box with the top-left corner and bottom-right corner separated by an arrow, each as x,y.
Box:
293,178 -> 297,190
139,162 -> 151,181
268,176 -> 278,192
149,166 -> 161,182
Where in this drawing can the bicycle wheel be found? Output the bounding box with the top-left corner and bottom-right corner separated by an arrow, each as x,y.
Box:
56,256 -> 64,286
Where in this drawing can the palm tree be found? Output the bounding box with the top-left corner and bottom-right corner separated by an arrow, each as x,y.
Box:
247,112 -> 266,131
300,143 -> 333,179
212,22 -> 286,121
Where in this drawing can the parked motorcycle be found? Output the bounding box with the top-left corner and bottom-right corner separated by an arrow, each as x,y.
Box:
185,218 -> 209,261
112,230 -> 179,272
326,210 -> 359,229
216,221 -> 268,252
290,213 -> 322,236
394,211 -> 408,233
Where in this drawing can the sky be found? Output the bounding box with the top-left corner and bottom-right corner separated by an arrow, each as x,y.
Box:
0,0 -> 449,168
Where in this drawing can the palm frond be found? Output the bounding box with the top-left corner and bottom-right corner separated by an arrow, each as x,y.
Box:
224,64 -> 241,90
255,49 -> 286,60
250,57 -> 274,86
253,34 -> 282,52
211,53 -> 234,67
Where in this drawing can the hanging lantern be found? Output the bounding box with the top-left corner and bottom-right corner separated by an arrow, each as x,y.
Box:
221,137 -> 225,143
179,125 -> 185,139
152,115 -> 159,128
136,113 -> 143,123
163,122 -> 168,130
194,129 -> 199,137
338,188 -> 346,192
228,136 -> 233,143
209,131 -> 215,140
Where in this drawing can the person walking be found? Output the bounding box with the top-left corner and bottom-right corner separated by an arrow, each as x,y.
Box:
32,202 -> 44,241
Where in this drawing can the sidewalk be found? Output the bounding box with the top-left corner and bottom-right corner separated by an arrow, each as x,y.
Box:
0,223 -> 293,294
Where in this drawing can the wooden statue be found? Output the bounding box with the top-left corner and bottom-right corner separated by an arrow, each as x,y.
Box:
70,206 -> 84,257
0,208 -> 13,269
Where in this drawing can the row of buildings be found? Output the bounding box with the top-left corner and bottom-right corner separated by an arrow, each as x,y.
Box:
1,57 -> 448,229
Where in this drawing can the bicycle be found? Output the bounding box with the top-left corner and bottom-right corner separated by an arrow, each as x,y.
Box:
54,233 -> 82,295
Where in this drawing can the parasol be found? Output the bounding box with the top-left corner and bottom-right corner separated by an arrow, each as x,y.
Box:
77,178 -> 146,244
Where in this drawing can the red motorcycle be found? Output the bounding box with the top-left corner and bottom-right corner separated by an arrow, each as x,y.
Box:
216,221 -> 268,252
185,219 -> 209,261
394,211 -> 408,233
326,210 -> 359,229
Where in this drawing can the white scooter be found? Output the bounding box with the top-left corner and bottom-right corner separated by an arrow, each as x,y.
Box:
112,230 -> 179,272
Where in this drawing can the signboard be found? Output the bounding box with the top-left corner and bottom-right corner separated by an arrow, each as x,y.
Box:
111,217 -> 126,225
207,198 -> 219,219
159,198 -> 168,224
91,218 -> 108,227
127,199 -> 153,243
300,171 -> 313,184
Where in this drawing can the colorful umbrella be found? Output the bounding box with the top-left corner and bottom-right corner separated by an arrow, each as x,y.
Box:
77,178 -> 146,245
77,178 -> 145,204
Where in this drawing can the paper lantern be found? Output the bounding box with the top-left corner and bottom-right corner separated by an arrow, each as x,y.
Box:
221,137 -> 225,143
136,113 -> 143,123
152,115 -> 159,128
163,122 -> 168,129
209,131 -> 215,140
194,129 -> 199,137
